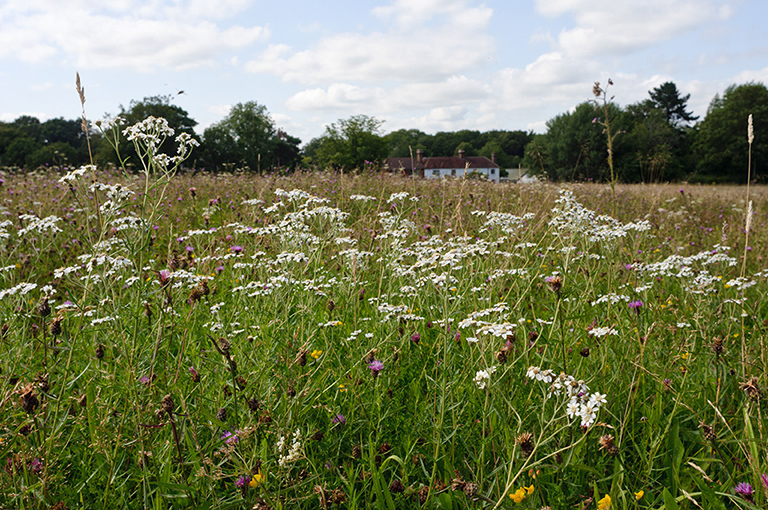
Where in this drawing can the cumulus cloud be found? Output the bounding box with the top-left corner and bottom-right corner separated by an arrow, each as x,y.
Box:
536,0 -> 732,58
246,0 -> 493,84
0,1 -> 268,70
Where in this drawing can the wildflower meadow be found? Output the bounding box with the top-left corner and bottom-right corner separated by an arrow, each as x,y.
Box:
1,113 -> 767,510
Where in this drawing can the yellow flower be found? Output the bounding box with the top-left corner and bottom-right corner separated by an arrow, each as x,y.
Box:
525,485 -> 534,495
509,487 -> 526,503
310,350 -> 322,359
597,494 -> 611,510
634,490 -> 644,500
681,352 -> 689,360
249,468 -> 264,488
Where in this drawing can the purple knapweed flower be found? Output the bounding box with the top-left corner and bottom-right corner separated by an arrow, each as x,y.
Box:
368,359 -> 384,378
761,473 -> 768,490
139,375 -> 151,386
235,475 -> 251,488
221,430 -> 240,445
734,482 -> 754,501
31,458 -> 42,474
411,333 -> 421,344
332,414 -> 346,426
230,245 -> 243,254
628,300 -> 643,315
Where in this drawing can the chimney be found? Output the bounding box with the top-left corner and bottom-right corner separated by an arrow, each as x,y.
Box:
458,149 -> 465,159
417,149 -> 424,164
491,152 -> 496,164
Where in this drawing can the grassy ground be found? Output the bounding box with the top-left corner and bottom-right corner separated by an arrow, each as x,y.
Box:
0,165 -> 766,509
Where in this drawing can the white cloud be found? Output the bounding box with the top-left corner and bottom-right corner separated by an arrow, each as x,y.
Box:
285,75 -> 491,114
0,2 -> 268,70
536,0 -> 733,58
246,0 -> 493,84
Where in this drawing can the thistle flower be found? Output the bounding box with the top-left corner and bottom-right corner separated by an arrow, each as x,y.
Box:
235,475 -> 251,488
734,482 -> 754,502
331,414 -> 346,426
628,300 -> 643,314
368,359 -> 384,378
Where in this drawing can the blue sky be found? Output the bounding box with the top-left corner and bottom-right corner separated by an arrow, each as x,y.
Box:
2,0 -> 767,145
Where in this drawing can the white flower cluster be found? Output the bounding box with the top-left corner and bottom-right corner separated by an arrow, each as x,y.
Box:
526,367 -> 607,427
59,165 -> 94,183
350,194 -> 377,201
0,282 -> 37,301
588,326 -> 618,338
0,220 -> 13,240
473,210 -> 535,235
477,322 -> 517,338
474,366 -> 497,389
276,429 -> 303,467
18,214 -> 63,236
548,190 -> 651,243
387,191 -> 410,203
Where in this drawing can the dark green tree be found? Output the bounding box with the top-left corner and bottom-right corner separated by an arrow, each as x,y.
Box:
200,101 -> 300,172
623,100 -> 686,182
693,82 -> 768,182
383,128 -> 427,157
314,115 -> 389,171
531,102 -> 629,181
649,82 -> 699,127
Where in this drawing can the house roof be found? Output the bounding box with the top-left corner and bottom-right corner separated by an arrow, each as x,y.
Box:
386,155 -> 499,171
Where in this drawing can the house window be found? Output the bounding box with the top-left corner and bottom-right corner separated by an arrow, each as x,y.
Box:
432,169 -> 440,176
491,168 -> 495,175
451,169 -> 456,176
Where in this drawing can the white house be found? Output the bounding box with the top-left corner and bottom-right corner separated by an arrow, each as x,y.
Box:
387,149 -> 501,183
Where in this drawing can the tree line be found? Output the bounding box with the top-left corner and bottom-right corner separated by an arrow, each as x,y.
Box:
1,81 -> 766,183
524,81 -> 768,183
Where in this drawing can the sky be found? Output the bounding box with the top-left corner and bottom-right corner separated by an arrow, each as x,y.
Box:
2,0 -> 768,146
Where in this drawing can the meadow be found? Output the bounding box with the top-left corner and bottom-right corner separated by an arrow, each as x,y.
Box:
0,120 -> 767,509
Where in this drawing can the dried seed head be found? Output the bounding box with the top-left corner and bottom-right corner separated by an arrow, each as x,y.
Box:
351,445 -> 361,459
580,347 -> 590,357
218,337 -> 231,355
34,373 -> 49,393
20,384 -> 39,414
236,376 -> 247,389
311,430 -> 324,442
546,275 -> 562,293
161,394 -> 174,416
95,343 -> 105,360
598,434 -> 619,456
740,376 -> 763,402
593,82 -> 601,97
528,330 -> 539,342
463,482 -> 479,498
38,298 -> 51,317
418,486 -> 430,505
516,432 -> 534,457
496,349 -> 508,364
327,299 -> 335,312
1,322 -> 8,339
379,443 -> 392,455
699,421 -> 717,443
389,480 -> 405,493
296,350 -> 307,367
216,407 -> 227,422
49,316 -> 62,336
247,397 -> 261,412
711,337 -> 724,355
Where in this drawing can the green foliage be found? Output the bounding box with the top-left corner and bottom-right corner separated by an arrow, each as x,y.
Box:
1,165 -> 768,509
201,101 -> 300,172
314,114 -> 389,171
650,81 -> 699,127
693,82 -> 768,182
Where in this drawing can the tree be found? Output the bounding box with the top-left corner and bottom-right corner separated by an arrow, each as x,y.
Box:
200,101 -> 300,172
623,100 -> 686,182
650,82 -> 699,127
383,128 -> 427,157
531,102 -> 630,181
314,115 -> 389,171
693,82 -> 768,182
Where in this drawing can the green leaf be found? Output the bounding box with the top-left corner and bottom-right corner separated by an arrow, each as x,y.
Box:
662,488 -> 679,510
434,492 -> 453,510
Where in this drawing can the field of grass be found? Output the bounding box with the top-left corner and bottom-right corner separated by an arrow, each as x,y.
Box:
1,145 -> 767,509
